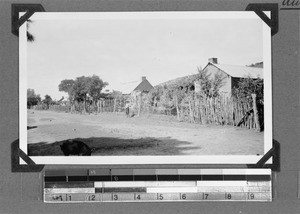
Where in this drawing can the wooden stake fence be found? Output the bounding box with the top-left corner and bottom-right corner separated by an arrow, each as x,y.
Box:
36,93 -> 262,130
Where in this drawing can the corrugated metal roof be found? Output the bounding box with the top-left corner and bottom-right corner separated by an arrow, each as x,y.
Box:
207,63 -> 263,79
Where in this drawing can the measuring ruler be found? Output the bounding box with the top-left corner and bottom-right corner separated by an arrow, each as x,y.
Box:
44,168 -> 272,202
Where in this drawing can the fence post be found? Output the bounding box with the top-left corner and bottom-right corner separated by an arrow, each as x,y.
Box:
113,99 -> 117,113
175,95 -> 180,121
137,94 -> 142,117
198,98 -> 202,124
251,93 -> 261,132
189,99 -> 194,123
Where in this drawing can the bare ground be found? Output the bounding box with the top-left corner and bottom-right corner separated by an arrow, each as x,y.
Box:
27,110 -> 264,156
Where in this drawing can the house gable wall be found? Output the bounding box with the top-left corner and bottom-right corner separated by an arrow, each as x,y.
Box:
203,64 -> 232,95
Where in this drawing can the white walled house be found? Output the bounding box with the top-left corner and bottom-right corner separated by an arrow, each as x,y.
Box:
201,58 -> 263,96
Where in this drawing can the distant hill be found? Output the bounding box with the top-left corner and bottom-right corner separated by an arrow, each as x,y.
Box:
248,62 -> 263,68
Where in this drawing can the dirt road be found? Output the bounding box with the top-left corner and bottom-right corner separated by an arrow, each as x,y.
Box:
27,110 -> 264,156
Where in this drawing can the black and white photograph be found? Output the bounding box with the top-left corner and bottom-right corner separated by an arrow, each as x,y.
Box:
19,12 -> 272,164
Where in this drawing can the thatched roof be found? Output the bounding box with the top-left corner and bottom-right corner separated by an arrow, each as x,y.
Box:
156,74 -> 198,88
133,78 -> 154,93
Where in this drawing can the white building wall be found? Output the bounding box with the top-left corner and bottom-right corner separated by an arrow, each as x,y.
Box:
202,64 -> 232,96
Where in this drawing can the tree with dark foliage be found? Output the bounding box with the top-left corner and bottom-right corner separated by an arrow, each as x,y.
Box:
43,94 -> 53,109
27,88 -> 41,109
59,75 -> 108,113
233,77 -> 264,131
233,77 -> 264,104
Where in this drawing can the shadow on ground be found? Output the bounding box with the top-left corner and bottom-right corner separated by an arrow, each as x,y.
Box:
28,137 -> 200,156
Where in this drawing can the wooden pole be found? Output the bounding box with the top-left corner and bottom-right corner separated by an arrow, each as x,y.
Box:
97,100 -> 100,113
198,98 -> 202,124
189,99 -> 194,123
252,93 -> 261,132
137,94 -> 142,117
175,95 -> 180,121
113,99 -> 117,113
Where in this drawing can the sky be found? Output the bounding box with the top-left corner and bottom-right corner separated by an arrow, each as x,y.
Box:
26,12 -> 264,100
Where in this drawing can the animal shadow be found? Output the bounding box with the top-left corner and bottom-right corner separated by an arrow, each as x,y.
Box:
60,140 -> 95,156
27,126 -> 38,130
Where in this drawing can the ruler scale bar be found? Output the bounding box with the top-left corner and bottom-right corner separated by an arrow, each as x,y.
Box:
89,176 -> 111,181
147,187 -> 198,193
97,181 -> 197,187
45,188 -> 95,194
101,187 -> 147,193
44,182 -> 94,188
44,175 -> 271,182
44,169 -> 272,203
44,192 -> 272,202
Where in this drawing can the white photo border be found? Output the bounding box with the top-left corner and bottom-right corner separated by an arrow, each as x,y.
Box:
19,11 -> 272,165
